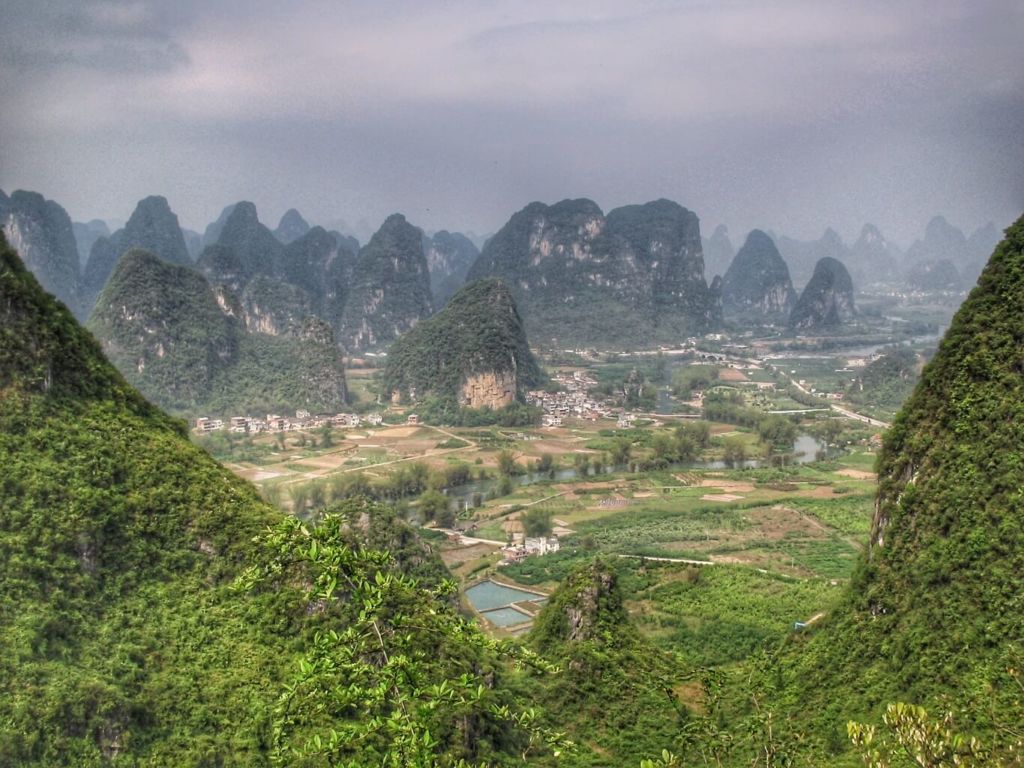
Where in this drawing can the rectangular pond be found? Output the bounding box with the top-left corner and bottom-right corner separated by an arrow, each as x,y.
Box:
480,607 -> 533,627
464,580 -> 546,612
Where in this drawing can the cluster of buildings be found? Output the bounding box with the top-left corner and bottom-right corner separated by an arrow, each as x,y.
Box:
527,370 -> 611,425
499,536 -> 561,564
194,410 -> 384,435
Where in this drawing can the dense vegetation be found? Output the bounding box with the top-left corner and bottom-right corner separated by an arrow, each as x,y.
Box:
467,198 -> 719,348
773,215 -> 1024,759
88,248 -> 347,415
844,346 -> 920,416
0,234 -> 563,765
341,213 -> 434,350
522,559 -> 690,766
789,256 -> 856,330
721,229 -> 796,322
382,279 -> 543,411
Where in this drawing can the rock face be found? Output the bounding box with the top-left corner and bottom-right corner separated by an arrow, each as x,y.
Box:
381,278 -> 542,410
531,559 -> 631,648
82,196 -> 192,312
88,248 -> 347,413
702,223 -> 735,279
208,201 -> 284,280
1,190 -> 82,316
721,229 -> 796,322
88,250 -> 239,406
774,227 -> 850,289
340,213 -> 433,351
72,219 -> 110,266
201,203 -> 237,247
424,230 -> 479,308
905,258 -> 962,292
848,223 -> 900,287
460,370 -> 517,409
466,198 -> 718,347
274,208 -> 311,244
789,256 -> 856,329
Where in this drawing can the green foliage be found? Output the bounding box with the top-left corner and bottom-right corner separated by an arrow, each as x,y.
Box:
845,347 -> 919,416
772,216 -> 1024,757
672,365 -> 720,399
521,507 -> 554,538
237,501 -> 570,766
848,703 -> 1001,767
466,199 -> 717,348
87,248 -> 347,415
382,279 -> 543,409
522,559 -> 690,766
340,213 -> 434,350
0,235 -> 295,763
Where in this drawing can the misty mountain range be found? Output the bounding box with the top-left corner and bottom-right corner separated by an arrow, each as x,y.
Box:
0,186 -> 1004,355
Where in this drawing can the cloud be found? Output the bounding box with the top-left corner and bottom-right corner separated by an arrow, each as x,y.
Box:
0,0 -> 1020,245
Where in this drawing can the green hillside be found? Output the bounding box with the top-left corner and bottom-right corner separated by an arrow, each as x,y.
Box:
777,215 -> 1024,759
0,233 -> 556,766
382,278 -> 543,419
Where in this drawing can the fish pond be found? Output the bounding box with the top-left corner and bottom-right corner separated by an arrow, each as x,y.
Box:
464,579 -> 548,630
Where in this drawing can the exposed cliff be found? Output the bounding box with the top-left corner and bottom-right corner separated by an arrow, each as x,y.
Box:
381,278 -> 541,410
340,213 -> 433,351
424,229 -> 479,308
88,248 -> 346,413
87,249 -> 239,407
527,559 -> 688,764
466,198 -> 718,347
1,189 -> 82,316
721,229 -> 796,322
273,207 -> 311,244
82,195 -> 192,312
789,256 -> 856,329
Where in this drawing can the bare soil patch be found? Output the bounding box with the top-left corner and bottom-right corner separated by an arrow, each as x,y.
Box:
836,468 -> 875,480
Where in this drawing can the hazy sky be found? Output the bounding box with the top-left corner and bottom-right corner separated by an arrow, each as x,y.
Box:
1,0 -> 1021,246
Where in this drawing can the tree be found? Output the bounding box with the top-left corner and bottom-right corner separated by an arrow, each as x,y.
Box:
650,432 -> 676,462
821,418 -> 844,449
235,502 -> 570,765
418,489 -> 450,525
722,437 -> 747,468
848,703 -> 994,767
497,450 -> 518,477
535,453 -> 554,476
573,452 -> 590,476
521,507 -> 554,538
609,438 -> 632,466
319,423 -> 335,448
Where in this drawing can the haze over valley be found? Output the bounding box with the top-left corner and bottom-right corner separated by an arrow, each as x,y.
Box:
1,2 -> 1022,766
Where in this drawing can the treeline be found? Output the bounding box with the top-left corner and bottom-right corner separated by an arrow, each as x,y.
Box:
413,397 -> 542,427
265,461 -> 481,520
702,391 -> 798,450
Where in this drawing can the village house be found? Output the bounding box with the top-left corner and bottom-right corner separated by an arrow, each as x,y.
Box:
332,413 -> 361,428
